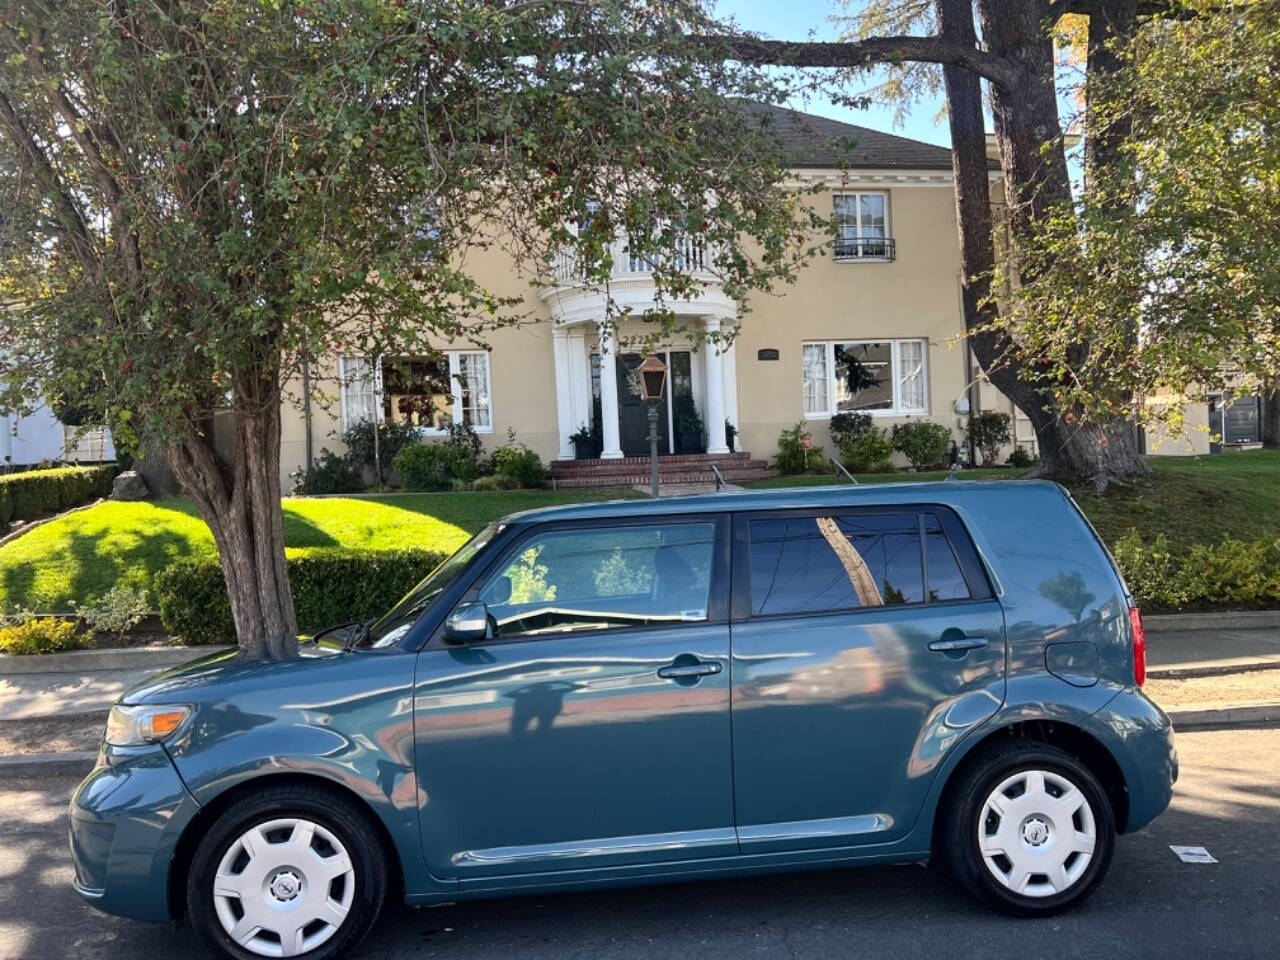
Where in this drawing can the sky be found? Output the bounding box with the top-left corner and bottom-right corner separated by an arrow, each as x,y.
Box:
713,0 -> 953,148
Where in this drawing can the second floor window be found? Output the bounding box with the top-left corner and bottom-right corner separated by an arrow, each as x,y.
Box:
833,192 -> 892,261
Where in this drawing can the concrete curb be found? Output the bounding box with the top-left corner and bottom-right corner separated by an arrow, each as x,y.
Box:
0,644 -> 228,676
1149,660 -> 1280,680
1146,610 -> 1280,633
1167,702 -> 1280,730
0,751 -> 97,777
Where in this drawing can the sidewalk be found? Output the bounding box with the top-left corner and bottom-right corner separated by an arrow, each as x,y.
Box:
1146,628 -> 1280,678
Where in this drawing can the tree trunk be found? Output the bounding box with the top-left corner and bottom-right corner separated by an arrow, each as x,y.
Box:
162,381 -> 297,660
1263,384 -> 1280,449
971,0 -> 1147,486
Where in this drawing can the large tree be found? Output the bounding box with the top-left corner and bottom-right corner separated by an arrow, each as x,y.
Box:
720,0 -> 1186,486
0,0 -> 818,658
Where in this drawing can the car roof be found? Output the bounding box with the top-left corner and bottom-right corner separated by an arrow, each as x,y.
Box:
503,479 -> 1066,525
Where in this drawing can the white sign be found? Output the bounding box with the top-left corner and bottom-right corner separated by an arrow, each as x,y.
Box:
1170,845 -> 1218,864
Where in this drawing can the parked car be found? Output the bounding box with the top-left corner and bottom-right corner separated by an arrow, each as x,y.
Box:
70,481 -> 1176,960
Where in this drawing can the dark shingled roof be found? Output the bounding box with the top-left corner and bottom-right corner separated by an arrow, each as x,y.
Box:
742,102 -> 961,171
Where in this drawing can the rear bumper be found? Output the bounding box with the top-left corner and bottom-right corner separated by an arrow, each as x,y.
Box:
69,745 -> 201,922
1085,686 -> 1177,833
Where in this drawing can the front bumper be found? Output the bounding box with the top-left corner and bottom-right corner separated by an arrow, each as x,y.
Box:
69,745 -> 202,922
1084,685 -> 1177,833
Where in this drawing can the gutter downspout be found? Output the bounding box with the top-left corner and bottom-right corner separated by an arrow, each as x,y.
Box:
300,354 -> 314,471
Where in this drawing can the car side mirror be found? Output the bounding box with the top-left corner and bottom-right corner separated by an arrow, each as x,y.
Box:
444,602 -> 491,643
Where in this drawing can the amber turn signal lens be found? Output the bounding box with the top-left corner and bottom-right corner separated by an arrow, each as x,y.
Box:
145,710 -> 189,740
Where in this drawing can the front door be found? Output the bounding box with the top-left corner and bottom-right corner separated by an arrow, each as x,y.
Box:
616,353 -> 669,456
728,507 -> 1006,852
414,516 -> 735,885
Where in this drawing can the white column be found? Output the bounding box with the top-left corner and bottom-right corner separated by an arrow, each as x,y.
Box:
552,326 -> 576,460
703,317 -> 729,455
722,326 -> 740,440
598,324 -> 624,459
566,328 -> 591,436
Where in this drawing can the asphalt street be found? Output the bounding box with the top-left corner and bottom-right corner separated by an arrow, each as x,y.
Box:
1,727 -> 1276,960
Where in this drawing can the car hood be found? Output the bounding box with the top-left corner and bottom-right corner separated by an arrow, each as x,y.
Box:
121,641 -> 351,705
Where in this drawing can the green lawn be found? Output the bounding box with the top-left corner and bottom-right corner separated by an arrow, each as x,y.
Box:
747,450 -> 1280,550
1,451 -> 1275,613
0,489 -> 638,613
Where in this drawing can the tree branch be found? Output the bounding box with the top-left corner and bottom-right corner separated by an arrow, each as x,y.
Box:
708,35 -> 1022,89
0,87 -> 102,280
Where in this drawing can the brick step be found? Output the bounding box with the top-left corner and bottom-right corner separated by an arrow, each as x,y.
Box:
550,451 -> 753,471
551,459 -> 771,479
551,468 -> 778,489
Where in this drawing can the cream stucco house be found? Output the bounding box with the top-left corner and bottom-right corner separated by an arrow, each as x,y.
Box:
279,106 -> 1040,488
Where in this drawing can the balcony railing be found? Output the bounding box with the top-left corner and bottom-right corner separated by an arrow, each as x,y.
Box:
833,237 -> 896,262
549,235 -> 716,286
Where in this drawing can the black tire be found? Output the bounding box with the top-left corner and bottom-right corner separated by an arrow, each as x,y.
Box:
186,783 -> 389,960
939,740 -> 1116,917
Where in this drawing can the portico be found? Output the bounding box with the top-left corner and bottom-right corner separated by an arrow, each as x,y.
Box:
541,235 -> 740,462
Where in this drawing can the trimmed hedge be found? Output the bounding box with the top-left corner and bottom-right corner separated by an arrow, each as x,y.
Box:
155,547 -> 450,645
1113,532 -> 1280,612
0,465 -> 116,525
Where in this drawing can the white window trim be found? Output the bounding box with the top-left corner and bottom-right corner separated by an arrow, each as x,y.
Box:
339,350 -> 494,435
801,339 -> 930,419
832,191 -> 892,262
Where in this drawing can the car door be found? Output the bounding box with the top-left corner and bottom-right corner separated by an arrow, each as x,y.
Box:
728,506 -> 1006,853
413,514 -> 736,885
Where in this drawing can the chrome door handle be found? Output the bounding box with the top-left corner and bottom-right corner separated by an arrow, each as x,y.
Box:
928,636 -> 988,653
657,661 -> 723,680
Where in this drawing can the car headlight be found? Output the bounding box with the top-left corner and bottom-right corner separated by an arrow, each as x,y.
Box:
104,704 -> 192,747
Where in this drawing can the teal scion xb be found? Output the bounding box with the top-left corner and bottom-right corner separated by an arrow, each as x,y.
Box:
71,481 -> 1176,960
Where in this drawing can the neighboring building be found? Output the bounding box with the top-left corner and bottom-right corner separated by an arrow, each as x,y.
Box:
277,106 -> 1064,488
0,403 -> 115,468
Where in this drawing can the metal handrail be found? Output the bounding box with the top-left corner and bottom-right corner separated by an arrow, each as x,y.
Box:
829,457 -> 858,484
711,463 -> 727,491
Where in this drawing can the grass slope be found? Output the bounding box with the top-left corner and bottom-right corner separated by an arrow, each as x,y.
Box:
0,489 -> 637,613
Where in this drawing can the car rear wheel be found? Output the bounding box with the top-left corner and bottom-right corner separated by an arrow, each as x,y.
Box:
186,784 -> 388,960
941,741 -> 1115,916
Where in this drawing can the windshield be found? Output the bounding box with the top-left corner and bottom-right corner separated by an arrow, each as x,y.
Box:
354,521 -> 504,648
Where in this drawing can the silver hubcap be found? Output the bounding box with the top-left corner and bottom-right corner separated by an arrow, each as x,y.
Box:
978,769 -> 1097,898
212,817 -> 355,957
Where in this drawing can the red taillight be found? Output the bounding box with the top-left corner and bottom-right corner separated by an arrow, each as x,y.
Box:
1129,606 -> 1147,687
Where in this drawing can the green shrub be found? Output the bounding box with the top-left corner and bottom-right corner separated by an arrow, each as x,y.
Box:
828,411 -> 874,449
340,420 -> 422,483
966,411 -> 1012,466
1112,531 -> 1280,612
155,547 -> 451,645
0,615 -> 90,655
75,584 -> 150,641
0,465 -> 115,524
473,473 -> 521,491
393,443 -> 461,491
490,444 -> 546,488
891,419 -> 952,470
291,449 -> 361,495
775,422 -> 823,474
1007,445 -> 1036,468
840,428 -> 895,473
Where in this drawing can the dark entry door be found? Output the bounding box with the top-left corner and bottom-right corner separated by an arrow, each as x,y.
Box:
617,353 -> 670,456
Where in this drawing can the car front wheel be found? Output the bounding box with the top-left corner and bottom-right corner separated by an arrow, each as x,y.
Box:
942,741 -> 1116,916
186,784 -> 388,960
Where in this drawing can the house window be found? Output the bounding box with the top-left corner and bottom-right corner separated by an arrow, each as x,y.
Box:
339,351 -> 493,434
833,192 -> 892,260
801,339 -> 928,418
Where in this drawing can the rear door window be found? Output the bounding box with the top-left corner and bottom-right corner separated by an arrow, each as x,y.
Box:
746,508 -> 987,617
748,514 -> 924,616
